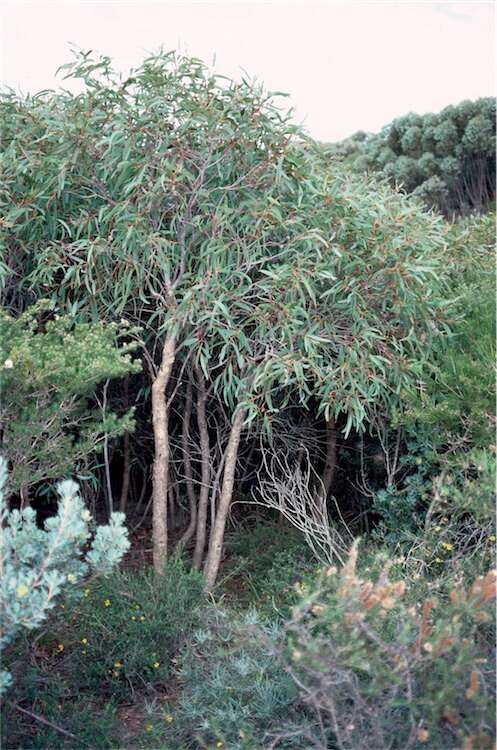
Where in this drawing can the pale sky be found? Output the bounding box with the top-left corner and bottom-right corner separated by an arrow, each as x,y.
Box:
0,0 -> 495,141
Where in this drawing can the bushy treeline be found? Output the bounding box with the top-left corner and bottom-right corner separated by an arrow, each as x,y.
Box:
0,51 -> 495,749
326,98 -> 496,217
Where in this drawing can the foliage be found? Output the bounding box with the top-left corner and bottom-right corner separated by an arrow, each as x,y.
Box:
157,606 -> 302,749
55,558 -> 204,698
225,521 -> 315,617
1,50 -> 451,437
282,542 -> 496,750
0,301 -> 141,497
371,211 -> 495,545
0,459 -> 130,694
327,98 -> 496,216
1,558 -> 204,747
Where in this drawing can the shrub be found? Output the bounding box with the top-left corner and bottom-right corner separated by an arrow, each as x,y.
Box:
41,557 -> 205,699
2,558 -> 204,748
156,606 -> 303,749
0,302 -> 141,498
281,542 -> 496,750
0,458 -> 130,694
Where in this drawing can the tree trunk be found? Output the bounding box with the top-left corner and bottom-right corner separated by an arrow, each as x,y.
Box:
322,417 -> 337,497
151,333 -> 176,575
203,408 -> 245,591
178,376 -> 197,548
193,369 -> 210,570
119,377 -> 130,514
119,432 -> 130,513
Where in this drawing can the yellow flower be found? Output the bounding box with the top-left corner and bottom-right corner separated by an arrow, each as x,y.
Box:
81,638 -> 88,645
112,670 -> 120,678
441,543 -> 453,552
131,615 -> 137,621
139,615 -> 145,621
153,661 -> 160,669
81,650 -> 87,655
216,742 -> 223,748
489,535 -> 496,542
103,599 -> 111,607
435,557 -> 443,563
16,583 -> 29,599
114,660 -> 123,668
56,643 -> 64,652
163,714 -> 174,724
145,724 -> 153,733
83,588 -> 90,597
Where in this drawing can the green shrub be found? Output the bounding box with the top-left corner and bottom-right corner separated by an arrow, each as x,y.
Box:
46,557 -> 204,699
281,542 -> 496,750
0,301 -> 141,498
2,558 -> 204,748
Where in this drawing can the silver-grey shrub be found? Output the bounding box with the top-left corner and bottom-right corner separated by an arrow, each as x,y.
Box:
0,457 -> 130,693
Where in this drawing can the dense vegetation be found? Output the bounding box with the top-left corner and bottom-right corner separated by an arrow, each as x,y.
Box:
1,51 -> 495,749
327,98 -> 496,217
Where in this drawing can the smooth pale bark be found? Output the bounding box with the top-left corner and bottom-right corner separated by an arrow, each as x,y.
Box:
203,408 -> 245,591
193,370 -> 210,570
151,333 -> 176,575
322,417 -> 337,497
119,377 -> 130,513
178,377 -> 197,548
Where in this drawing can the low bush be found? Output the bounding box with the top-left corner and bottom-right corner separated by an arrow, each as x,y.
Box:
1,557 -> 204,748
152,606 -> 305,749
281,542 -> 496,750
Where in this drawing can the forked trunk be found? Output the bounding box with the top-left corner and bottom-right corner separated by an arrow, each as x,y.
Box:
203,408 -> 245,591
151,333 -> 176,575
193,369 -> 210,569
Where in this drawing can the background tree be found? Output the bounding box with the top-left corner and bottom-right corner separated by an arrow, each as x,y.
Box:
324,98 -> 496,217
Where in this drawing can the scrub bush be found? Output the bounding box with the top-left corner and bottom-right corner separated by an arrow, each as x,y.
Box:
281,542 -> 496,750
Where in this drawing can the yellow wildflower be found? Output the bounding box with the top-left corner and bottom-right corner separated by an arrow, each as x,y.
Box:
56,643 -> 64,652
139,615 -> 145,621
16,583 -> 29,599
103,599 -> 111,607
81,638 -> 88,645
435,557 -> 443,563
216,742 -> 223,748
112,670 -> 120,678
163,714 -> 174,724
145,724 -> 153,733
114,660 -> 123,668
489,535 -> 496,542
153,661 -> 160,669
83,588 -> 90,597
441,543 -> 453,552
131,615 -> 137,621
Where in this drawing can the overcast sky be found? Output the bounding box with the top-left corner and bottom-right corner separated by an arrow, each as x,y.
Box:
0,0 -> 494,141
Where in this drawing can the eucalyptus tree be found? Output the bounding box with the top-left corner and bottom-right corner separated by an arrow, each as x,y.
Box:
0,50 -> 301,574
1,51 -> 451,588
